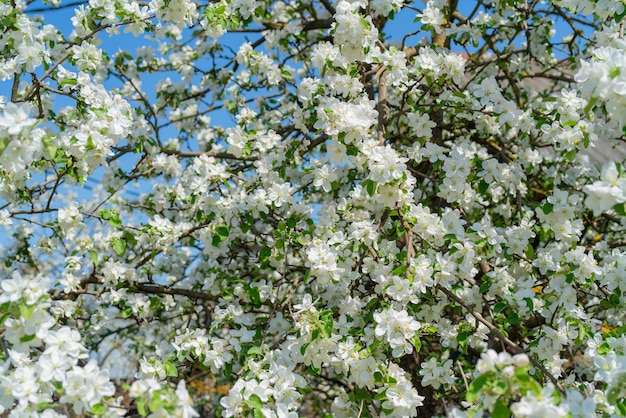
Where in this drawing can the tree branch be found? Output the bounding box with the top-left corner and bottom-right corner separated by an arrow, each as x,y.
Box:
436,284 -> 565,393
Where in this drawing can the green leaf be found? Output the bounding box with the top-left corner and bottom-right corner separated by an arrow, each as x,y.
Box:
365,297 -> 379,311
365,179 -> 377,196
164,359 -> 178,377
479,281 -> 491,293
259,246 -> 271,265
42,135 -> 57,159
113,238 -> 126,257
247,346 -> 262,356
467,373 -> 489,403
346,145 -> 359,156
35,402 -> 55,411
514,368 -> 542,394
494,302 -> 507,313
610,67 -> 621,79
354,387 -> 371,402
216,226 -> 229,237
320,310 -> 334,338
525,244 -> 535,260
248,286 -> 262,308
492,379 -> 508,395
410,332 -> 421,352
614,203 -> 626,216
0,310 -> 12,328
457,331 -> 469,352
121,306 -> 133,319
212,234 -> 222,247
20,334 -> 36,343
60,78 -> 78,86
90,250 -> 98,264
562,119 -> 577,128
90,403 -> 107,415
20,303 -> 39,321
492,399 -> 511,418
246,394 -> 264,409
110,212 -> 122,228
392,265 -> 406,276
148,391 -> 166,413
542,203 -> 553,215
137,398 -> 147,416
149,297 -> 160,311
583,96 -> 598,115
0,137 -> 10,156
507,311 -> 519,324
564,149 -> 577,162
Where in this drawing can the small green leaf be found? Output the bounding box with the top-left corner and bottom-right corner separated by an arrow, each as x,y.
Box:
365,179 -> 377,196
42,135 -> 57,159
320,310 -> 334,338
149,297 -> 160,311
614,203 -> 626,216
90,403 -> 107,415
246,394 -> 264,409
467,373 -> 489,403
259,246 -> 271,265
212,234 -> 222,247
110,213 -> 122,228
562,119 -> 577,127
60,78 -> 78,86
121,306 -> 133,319
610,67 -> 621,79
615,8 -> 626,22
479,281 -> 491,293
248,286 -> 262,308
525,244 -> 535,259
542,203 -> 553,215
247,346 -> 262,356
494,302 -> 507,313
20,303 -> 38,321
492,399 -> 511,418
583,96 -> 598,115
137,398 -> 147,416
564,149 -> 577,162
410,332 -> 421,352
148,391 -> 166,413
113,238 -> 126,256
20,334 -> 36,343
164,359 -> 178,377
0,137 -> 10,156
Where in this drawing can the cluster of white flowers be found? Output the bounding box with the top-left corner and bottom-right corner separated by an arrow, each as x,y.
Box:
332,1 -> 380,62
576,42 -> 626,128
583,161 -> 626,215
0,103 -> 42,198
0,272 -> 117,415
